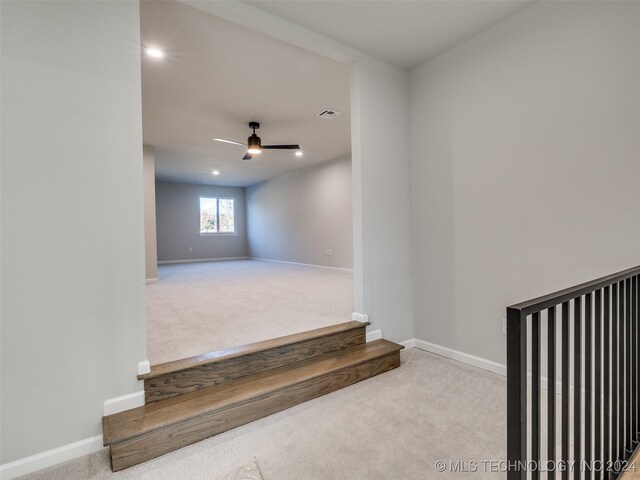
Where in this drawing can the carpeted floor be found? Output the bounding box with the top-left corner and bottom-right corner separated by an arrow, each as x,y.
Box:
19,349 -> 509,480
146,260 -> 354,365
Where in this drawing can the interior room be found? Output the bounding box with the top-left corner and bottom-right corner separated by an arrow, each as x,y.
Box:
3,1 -> 640,479
140,1 -> 353,364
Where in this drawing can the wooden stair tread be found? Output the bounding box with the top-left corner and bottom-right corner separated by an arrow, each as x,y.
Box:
104,337 -> 403,471
142,320 -> 368,403
140,320 -> 369,380
104,339 -> 401,445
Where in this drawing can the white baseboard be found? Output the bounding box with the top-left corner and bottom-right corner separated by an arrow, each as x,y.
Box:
137,359 -> 151,376
158,256 -> 248,265
250,257 -> 353,273
408,339 -> 577,396
0,435 -> 104,480
103,391 -> 145,416
412,339 -> 507,376
145,277 -> 158,284
399,338 -> 415,349
351,312 -> 369,323
366,329 -> 382,342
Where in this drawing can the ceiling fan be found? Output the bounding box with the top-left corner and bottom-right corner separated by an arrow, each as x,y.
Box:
214,122 -> 302,160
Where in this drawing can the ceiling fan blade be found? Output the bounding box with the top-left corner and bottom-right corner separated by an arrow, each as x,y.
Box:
214,138 -> 246,147
242,153 -> 253,160
261,144 -> 301,150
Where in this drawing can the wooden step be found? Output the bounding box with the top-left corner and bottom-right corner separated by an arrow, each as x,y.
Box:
140,321 -> 369,403
103,339 -> 403,471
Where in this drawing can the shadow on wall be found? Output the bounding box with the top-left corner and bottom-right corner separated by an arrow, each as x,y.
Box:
246,155 -> 353,269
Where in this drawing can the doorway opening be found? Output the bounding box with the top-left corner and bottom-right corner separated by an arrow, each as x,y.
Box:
140,0 -> 354,365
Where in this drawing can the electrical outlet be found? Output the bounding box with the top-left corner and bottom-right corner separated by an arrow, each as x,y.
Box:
502,318 -> 507,335
326,249 -> 333,256
188,246 -> 193,252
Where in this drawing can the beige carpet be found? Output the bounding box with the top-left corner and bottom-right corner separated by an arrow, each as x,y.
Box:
225,462 -> 264,480
146,260 -> 354,365
19,349 -> 508,480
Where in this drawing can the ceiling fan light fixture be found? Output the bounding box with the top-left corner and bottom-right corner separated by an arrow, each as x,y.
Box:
247,134 -> 262,154
214,122 -> 300,160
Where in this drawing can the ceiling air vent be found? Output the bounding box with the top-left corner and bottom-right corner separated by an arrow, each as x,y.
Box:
317,109 -> 341,119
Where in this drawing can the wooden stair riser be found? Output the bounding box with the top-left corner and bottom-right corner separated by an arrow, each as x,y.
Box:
144,327 -> 366,403
110,351 -> 400,471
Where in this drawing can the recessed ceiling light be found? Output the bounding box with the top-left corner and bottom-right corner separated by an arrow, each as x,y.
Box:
212,170 -> 220,176
143,47 -> 165,59
295,151 -> 303,157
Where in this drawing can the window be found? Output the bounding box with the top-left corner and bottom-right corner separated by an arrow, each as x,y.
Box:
199,197 -> 235,234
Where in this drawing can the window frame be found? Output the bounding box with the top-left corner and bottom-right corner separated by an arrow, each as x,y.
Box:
199,196 -> 237,236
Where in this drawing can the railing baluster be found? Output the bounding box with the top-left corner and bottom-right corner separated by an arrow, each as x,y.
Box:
633,275 -> 638,448
633,275 -> 640,444
575,296 -> 582,480
604,286 -> 611,480
626,278 -> 632,457
586,292 -> 592,479
635,275 -> 639,446
533,311 -> 541,480
619,281 -> 625,462
612,282 -> 619,470
562,301 -> 570,480
507,307 -> 527,480
637,275 -> 639,446
548,306 -> 557,480
594,289 -> 602,479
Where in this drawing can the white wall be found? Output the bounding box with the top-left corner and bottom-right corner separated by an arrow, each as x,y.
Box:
351,59 -> 413,342
0,0 -> 146,465
155,181 -> 247,262
144,146 -> 158,280
246,155 -> 352,269
410,1 -> 640,366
